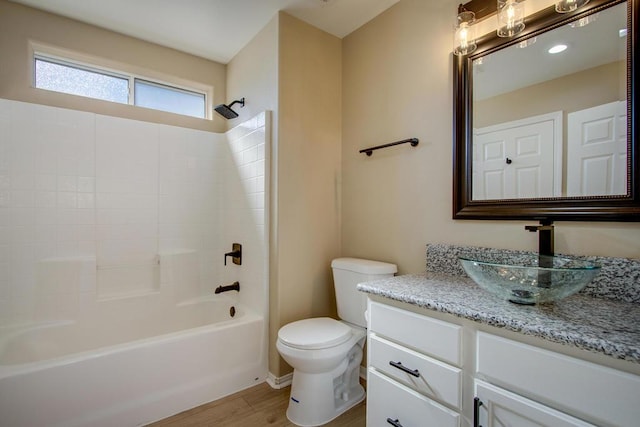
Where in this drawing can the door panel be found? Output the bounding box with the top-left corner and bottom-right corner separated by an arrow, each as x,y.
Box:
473,112 -> 561,200
567,101 -> 627,196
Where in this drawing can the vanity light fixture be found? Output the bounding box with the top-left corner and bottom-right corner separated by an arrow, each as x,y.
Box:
555,0 -> 590,13
548,43 -> 568,53
497,0 -> 526,37
454,9 -> 477,56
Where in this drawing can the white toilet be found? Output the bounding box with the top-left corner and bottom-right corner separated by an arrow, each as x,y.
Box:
277,257 -> 397,426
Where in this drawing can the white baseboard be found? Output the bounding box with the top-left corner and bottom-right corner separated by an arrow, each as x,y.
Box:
266,371 -> 293,389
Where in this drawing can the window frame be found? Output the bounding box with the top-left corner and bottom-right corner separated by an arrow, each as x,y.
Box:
30,42 -> 212,120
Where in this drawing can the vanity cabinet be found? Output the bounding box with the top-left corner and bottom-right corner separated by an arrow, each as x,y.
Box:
366,301 -> 462,426
366,298 -> 640,427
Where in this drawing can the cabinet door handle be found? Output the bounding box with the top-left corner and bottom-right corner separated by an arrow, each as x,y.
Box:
386,418 -> 403,427
473,397 -> 483,427
389,361 -> 420,377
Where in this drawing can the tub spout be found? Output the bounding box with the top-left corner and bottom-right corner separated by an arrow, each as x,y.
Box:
215,281 -> 240,294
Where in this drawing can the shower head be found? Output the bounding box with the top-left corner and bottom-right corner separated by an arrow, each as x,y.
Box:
214,97 -> 245,119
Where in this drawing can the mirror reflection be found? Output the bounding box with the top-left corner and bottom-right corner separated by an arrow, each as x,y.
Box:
471,2 -> 627,201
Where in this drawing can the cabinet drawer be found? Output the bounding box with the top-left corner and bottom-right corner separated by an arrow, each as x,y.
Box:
369,334 -> 462,409
477,332 -> 640,427
369,301 -> 462,366
367,369 -> 460,427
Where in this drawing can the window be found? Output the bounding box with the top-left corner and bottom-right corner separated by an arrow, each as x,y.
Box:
35,57 -> 129,103
33,53 -> 208,119
134,79 -> 205,118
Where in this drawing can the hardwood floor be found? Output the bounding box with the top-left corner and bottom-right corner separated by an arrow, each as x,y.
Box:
147,382 -> 366,427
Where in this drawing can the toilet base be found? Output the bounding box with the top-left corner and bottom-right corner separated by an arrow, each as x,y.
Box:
285,344 -> 365,426
286,373 -> 365,427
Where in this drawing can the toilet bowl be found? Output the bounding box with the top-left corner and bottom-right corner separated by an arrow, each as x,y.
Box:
276,258 -> 397,427
277,318 -> 366,427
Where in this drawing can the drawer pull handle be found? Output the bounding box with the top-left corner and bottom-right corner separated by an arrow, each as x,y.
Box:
387,418 -> 403,427
389,361 -> 420,377
473,397 -> 483,427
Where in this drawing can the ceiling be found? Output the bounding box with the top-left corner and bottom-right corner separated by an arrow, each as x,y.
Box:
473,2 -> 627,100
10,0 -> 399,64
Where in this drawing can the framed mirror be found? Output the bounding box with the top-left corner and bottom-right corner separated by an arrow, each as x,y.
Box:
453,0 -> 640,220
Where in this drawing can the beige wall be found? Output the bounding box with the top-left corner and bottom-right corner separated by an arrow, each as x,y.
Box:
273,12 -> 342,377
227,13 -> 342,377
0,0 -> 227,132
227,16 -> 279,131
474,61 -> 625,128
276,9 -> 342,356
341,0 -> 640,276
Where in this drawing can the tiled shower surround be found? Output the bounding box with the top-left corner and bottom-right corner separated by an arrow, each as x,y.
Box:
0,98 -> 269,327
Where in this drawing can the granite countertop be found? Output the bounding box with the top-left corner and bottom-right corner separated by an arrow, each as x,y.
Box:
357,272 -> 640,363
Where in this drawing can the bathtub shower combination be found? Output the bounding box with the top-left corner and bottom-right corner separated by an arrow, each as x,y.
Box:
0,99 -> 270,427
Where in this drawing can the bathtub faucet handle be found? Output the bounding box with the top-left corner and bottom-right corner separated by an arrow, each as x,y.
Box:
224,243 -> 242,266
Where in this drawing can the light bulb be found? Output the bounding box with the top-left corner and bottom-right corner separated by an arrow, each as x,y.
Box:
497,0 -> 525,37
454,11 -> 477,56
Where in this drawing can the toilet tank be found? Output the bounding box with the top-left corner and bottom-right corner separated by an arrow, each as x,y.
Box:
331,258 -> 397,328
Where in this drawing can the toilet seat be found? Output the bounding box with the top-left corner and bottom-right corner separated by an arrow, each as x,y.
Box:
278,317 -> 352,350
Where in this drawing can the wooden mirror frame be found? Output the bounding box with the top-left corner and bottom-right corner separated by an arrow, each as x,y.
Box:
453,0 -> 640,221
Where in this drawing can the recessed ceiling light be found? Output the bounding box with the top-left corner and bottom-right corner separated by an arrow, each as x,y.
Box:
548,44 -> 568,54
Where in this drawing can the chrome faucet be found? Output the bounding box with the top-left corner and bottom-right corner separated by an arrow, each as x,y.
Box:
525,220 -> 554,257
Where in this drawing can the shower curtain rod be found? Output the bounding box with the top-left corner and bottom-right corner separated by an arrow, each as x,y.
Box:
359,137 -> 419,156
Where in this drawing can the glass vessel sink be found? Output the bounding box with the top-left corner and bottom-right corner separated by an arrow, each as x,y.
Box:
459,253 -> 601,305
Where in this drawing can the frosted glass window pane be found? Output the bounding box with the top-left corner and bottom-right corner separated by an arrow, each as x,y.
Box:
35,58 -> 128,103
134,79 -> 205,119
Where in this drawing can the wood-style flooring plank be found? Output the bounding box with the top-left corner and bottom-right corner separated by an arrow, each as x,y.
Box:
147,382 -> 366,427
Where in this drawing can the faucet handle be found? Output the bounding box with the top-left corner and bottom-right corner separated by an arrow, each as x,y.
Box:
525,219 -> 554,232
224,243 -> 242,266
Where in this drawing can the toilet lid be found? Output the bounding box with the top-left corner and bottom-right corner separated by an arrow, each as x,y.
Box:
278,318 -> 352,350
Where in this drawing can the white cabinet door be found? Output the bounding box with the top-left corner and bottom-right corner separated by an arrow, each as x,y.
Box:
473,112 -> 562,200
567,100 -> 627,196
475,380 -> 595,427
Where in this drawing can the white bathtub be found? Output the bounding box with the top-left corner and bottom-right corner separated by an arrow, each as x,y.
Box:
0,296 -> 267,427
